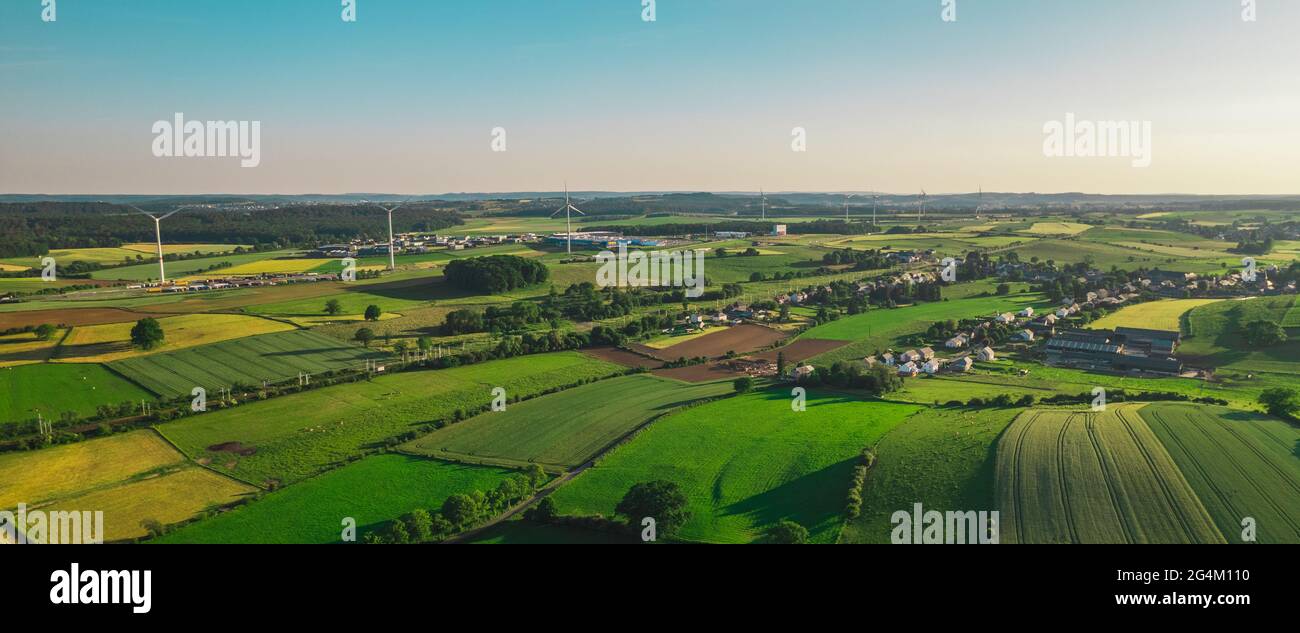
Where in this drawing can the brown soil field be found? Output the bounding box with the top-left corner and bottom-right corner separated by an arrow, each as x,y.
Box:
582,346 -> 663,369
640,324 -> 788,360
651,338 -> 849,383
0,307 -> 167,330
652,363 -> 747,383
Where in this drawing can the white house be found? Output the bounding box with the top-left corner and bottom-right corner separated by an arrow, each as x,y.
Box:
950,357 -> 974,372
922,359 -> 941,375
1014,329 -> 1035,341
945,335 -> 968,349
792,365 -> 816,380
995,312 -> 1016,324
900,350 -> 921,364
897,362 -> 920,377
881,352 -> 896,366
1018,307 -> 1035,318
977,346 -> 996,362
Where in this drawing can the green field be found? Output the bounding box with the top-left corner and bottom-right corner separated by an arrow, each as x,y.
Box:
89,250 -> 290,281
154,454 -> 513,544
1179,296 -> 1300,375
400,374 -> 733,469
549,389 -> 922,543
995,405 -> 1224,544
155,351 -> 623,486
799,292 -> 1051,364
1088,298 -> 1222,332
0,362 -> 153,424
840,407 -> 1023,543
109,329 -> 387,398
1139,403 -> 1300,543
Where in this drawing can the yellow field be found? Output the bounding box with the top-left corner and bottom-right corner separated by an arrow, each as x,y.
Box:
0,263 -> 29,272
120,243 -> 248,255
0,330 -> 65,367
1018,222 -> 1092,236
0,431 -> 184,508
56,313 -> 295,363
1089,298 -> 1222,331
212,258 -> 324,276
1136,212 -> 1171,219
42,467 -> 256,541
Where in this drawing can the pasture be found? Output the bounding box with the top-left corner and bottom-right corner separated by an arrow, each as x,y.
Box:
155,351 -> 623,485
1087,298 -> 1221,331
840,407 -> 1024,543
0,362 -> 152,424
109,329 -> 387,398
549,389 -> 922,543
400,374 -> 733,469
1017,222 -> 1092,236
995,405 -> 1224,544
57,313 -> 296,363
1140,403 -> 1300,543
91,250 -> 286,281
154,454 -> 513,544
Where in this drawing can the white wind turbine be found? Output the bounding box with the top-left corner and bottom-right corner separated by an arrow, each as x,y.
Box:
843,193 -> 856,222
364,198 -> 412,271
759,188 -> 768,220
550,184 -> 586,255
918,189 -> 928,226
125,203 -> 196,284
872,192 -> 880,230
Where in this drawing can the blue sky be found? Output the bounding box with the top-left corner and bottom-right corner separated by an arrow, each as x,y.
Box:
1,0 -> 1297,194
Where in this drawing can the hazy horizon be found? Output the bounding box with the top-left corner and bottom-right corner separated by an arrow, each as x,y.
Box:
3,0 -> 1298,196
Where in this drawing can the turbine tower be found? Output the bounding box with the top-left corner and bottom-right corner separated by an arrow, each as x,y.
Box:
550,184 -> 586,255
365,198 -> 412,271
760,189 -> 767,220
843,193 -> 855,222
918,189 -> 927,226
872,192 -> 880,230
126,204 -> 194,284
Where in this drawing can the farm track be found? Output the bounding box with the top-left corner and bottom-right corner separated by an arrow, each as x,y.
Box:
1054,413 -> 1081,543
1112,406 -> 1203,543
1083,412 -> 1135,543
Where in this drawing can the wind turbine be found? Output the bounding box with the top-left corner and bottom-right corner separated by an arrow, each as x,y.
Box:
125,204 -> 195,284
918,190 -> 927,226
843,193 -> 855,222
872,192 -> 880,230
550,184 -> 585,255
365,198 -> 412,270
760,189 -> 767,220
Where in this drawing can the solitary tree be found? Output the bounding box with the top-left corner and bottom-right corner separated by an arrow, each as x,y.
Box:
615,480 -> 690,537
34,323 -> 56,341
763,519 -> 809,544
1259,388 -> 1299,420
733,376 -> 754,393
354,327 -> 375,347
324,299 -> 343,316
130,318 -> 165,350
364,304 -> 382,321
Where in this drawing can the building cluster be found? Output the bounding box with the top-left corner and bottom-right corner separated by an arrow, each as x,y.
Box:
1044,327 -> 1183,374
129,272 -> 342,293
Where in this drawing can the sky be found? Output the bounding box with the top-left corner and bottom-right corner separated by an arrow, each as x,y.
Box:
1,0 -> 1298,196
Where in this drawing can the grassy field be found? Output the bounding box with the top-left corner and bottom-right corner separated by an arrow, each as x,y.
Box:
995,405 -> 1224,544
109,329 -> 388,398
1018,222 -> 1092,236
1088,298 -> 1222,331
401,375 -> 733,469
549,389 -> 922,543
0,431 -> 184,509
57,313 -> 296,363
1179,296 -> 1300,375
1139,403 -> 1300,543
840,407 -> 1024,543
43,466 -> 257,541
153,454 -> 513,544
155,352 -> 624,486
0,362 -> 153,423
800,292 -> 1051,364
2,244 -> 247,271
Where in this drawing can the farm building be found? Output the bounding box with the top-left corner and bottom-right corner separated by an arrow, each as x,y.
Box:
977,347 -> 996,362
791,365 -> 816,380
945,334 -> 968,348
1044,328 -> 1183,375
950,357 -> 974,372
995,313 -> 1016,324
918,347 -> 935,361
897,362 -> 920,377
1019,307 -> 1035,317
900,350 -> 921,364
1014,329 -> 1035,341
881,352 -> 896,366
922,359 -> 941,375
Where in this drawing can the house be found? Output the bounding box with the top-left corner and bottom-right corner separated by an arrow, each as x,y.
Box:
1014,329 -> 1035,342
918,347 -> 935,361
995,313 -> 1016,324
950,357 -> 974,372
922,359 -> 941,375
976,346 -> 996,362
945,335 -> 968,349
897,362 -> 920,377
1019,307 -> 1035,318
863,356 -> 878,367
900,350 -> 921,364
792,365 -> 816,380
881,352 -> 896,366
1041,313 -> 1058,326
